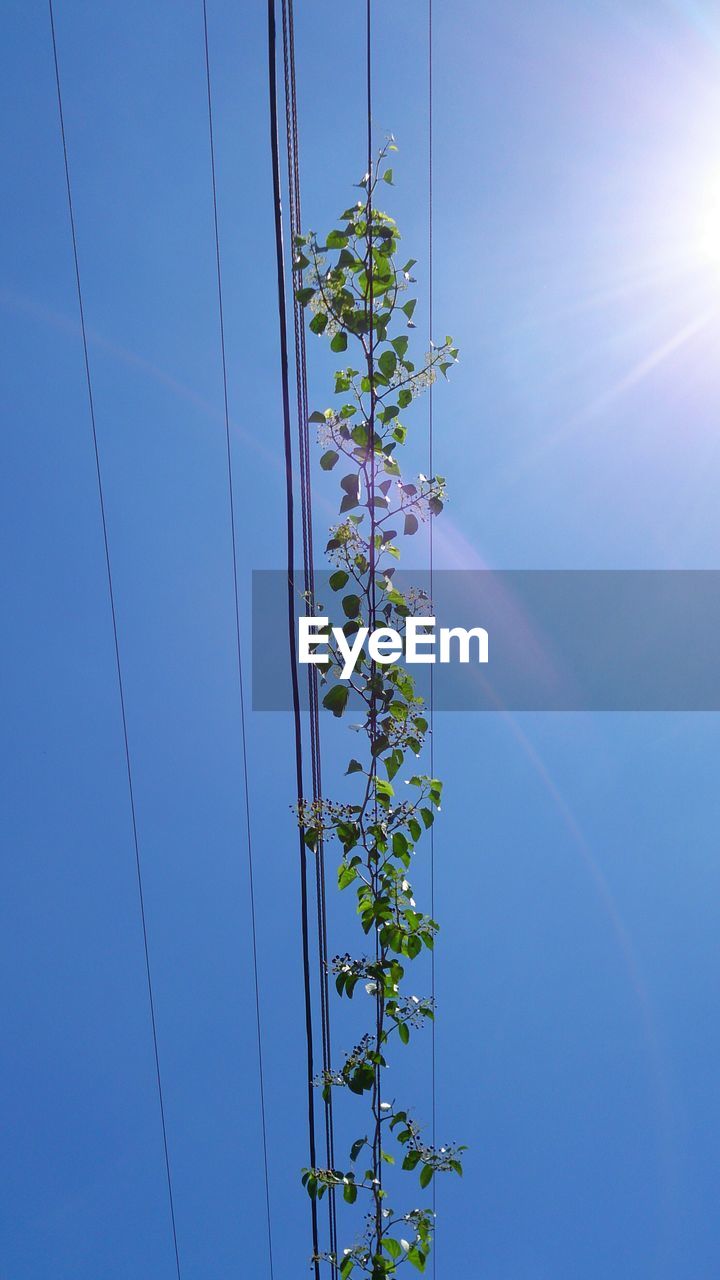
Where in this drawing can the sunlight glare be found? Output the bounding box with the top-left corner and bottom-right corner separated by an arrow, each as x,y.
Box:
694,172 -> 720,267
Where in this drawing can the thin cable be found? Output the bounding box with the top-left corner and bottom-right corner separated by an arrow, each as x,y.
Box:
428,0 -> 437,1271
201,4 -> 274,1274
268,2 -> 321,1275
47,4 -> 181,1276
280,0 -> 338,1269
283,0 -> 337,1237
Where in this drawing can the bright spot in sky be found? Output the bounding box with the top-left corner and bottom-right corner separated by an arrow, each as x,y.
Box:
694,173 -> 720,267
629,157 -> 720,285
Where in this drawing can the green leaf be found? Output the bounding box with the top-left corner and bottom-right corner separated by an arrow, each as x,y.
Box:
419,1164 -> 434,1189
398,1020 -> 410,1045
321,450 -> 339,471
343,1179 -> 358,1203
331,331 -> 348,353
342,593 -> 361,618
310,312 -> 328,335
340,472 -> 361,511
383,168 -> 394,184
329,569 -> 349,590
346,758 -> 363,774
336,820 -> 358,849
338,863 -> 357,889
323,684 -> 349,718
379,350 -> 397,379
391,335 -> 409,359
385,748 -> 403,781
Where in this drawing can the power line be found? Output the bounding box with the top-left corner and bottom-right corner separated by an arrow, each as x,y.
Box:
200,4 -> 274,1274
47,4 -> 182,1276
279,0 -> 338,1269
428,0 -> 437,1272
267,2 -> 321,1275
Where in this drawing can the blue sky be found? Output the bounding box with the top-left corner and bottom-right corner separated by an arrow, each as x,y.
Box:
3,1 -> 720,1276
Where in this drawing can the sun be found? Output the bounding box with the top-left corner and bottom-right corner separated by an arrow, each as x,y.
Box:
694,173 -> 720,267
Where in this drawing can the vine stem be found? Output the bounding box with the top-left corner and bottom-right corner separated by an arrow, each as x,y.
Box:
294,119 -> 462,1274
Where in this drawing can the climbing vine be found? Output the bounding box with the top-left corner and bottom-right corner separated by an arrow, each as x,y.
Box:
295,139 -> 463,1278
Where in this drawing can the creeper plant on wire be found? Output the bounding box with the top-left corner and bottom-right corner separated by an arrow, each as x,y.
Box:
295,138 -> 464,1278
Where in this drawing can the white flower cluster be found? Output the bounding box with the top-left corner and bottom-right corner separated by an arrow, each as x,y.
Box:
386,352 -> 437,400
306,253 -> 345,338
327,520 -> 366,562
396,478 -> 446,525
308,290 -> 341,338
405,585 -> 433,614
315,412 -> 342,448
